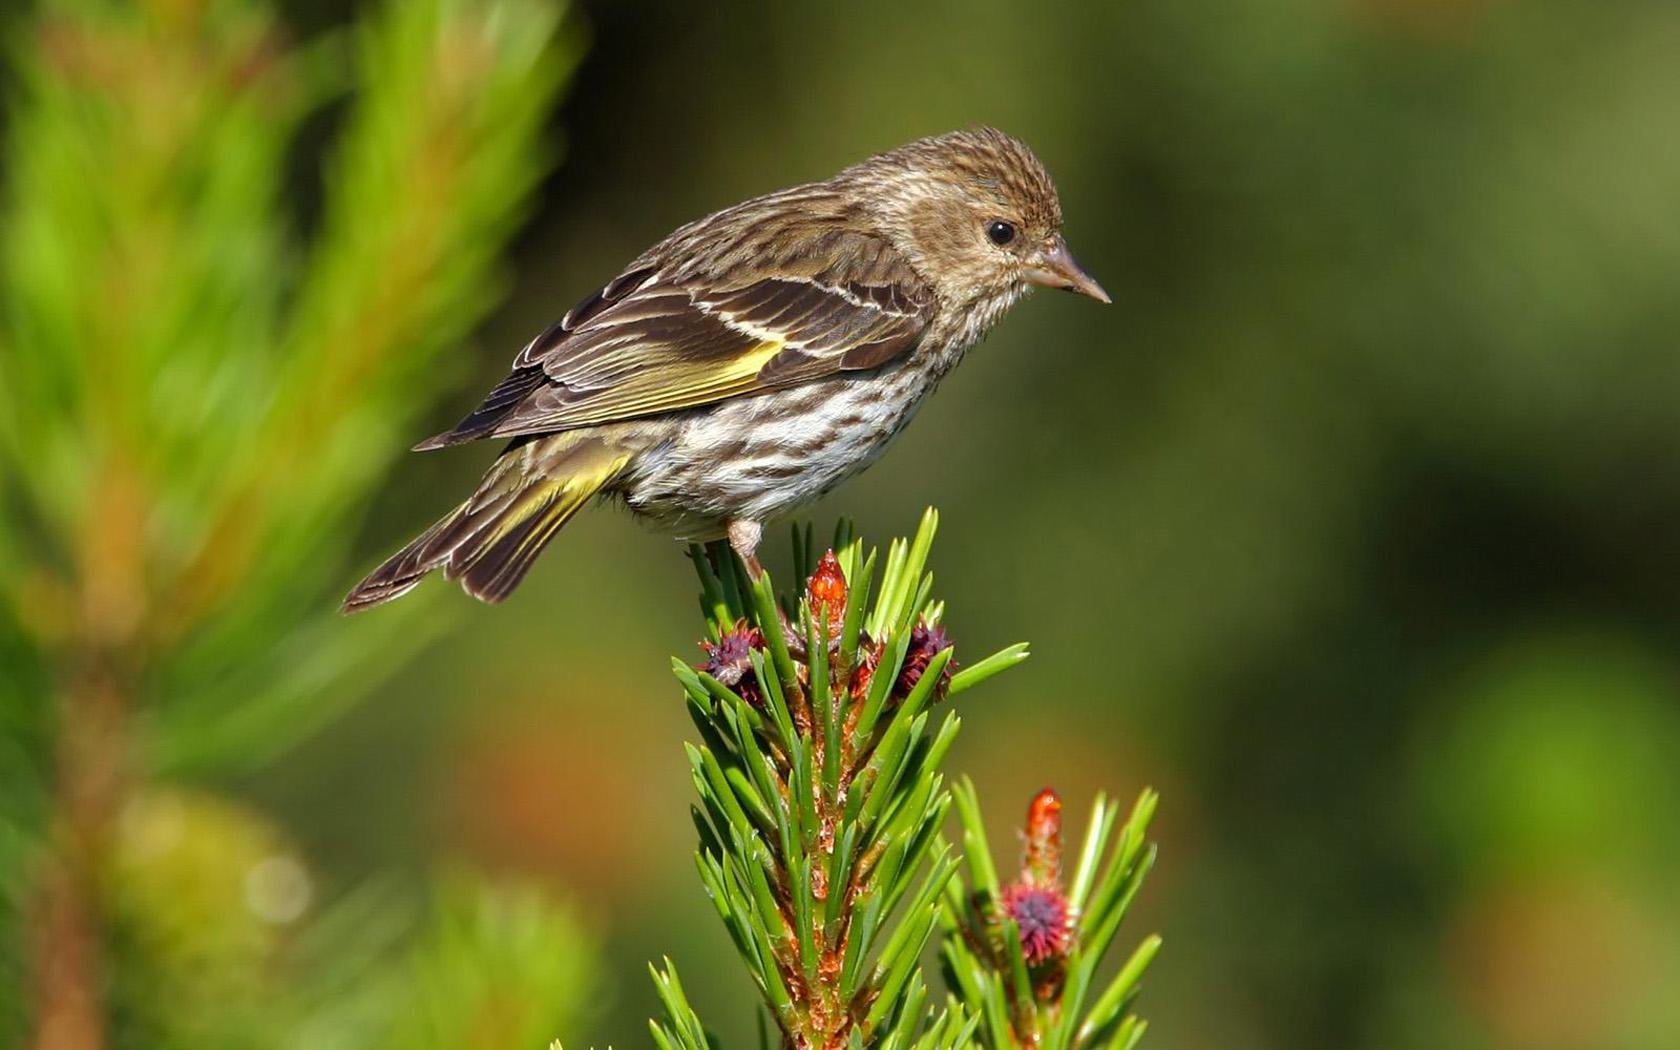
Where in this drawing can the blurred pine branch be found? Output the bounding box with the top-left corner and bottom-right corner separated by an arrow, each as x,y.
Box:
0,1 -> 585,1047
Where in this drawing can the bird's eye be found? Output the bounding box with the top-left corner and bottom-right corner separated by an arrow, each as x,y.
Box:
986,220 -> 1017,246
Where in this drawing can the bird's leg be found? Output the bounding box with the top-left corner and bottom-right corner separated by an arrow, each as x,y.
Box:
726,518 -> 766,579
727,518 -> 806,656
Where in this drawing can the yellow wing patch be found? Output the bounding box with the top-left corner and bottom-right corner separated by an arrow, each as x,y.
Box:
515,340 -> 786,430
482,453 -> 629,562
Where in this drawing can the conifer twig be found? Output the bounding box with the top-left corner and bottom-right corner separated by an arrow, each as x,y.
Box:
645,511 -> 1160,1050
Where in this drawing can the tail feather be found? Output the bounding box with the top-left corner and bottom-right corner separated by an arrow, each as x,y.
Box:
446,478 -> 587,603
342,435 -> 628,613
411,367 -> 547,451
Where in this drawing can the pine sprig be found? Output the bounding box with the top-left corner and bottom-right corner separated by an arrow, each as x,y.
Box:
663,510 -> 1023,1050
647,510 -> 1161,1050
940,784 -> 1160,1050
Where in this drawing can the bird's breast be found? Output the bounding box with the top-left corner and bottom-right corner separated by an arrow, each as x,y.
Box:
620,362 -> 938,531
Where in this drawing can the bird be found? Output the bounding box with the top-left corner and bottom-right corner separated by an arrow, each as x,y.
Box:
342,127 -> 1108,613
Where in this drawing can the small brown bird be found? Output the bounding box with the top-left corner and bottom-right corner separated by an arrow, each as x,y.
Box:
343,127 -> 1107,612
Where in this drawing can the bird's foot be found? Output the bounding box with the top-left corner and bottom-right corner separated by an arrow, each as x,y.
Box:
726,519 -> 764,578
725,517 -> 801,647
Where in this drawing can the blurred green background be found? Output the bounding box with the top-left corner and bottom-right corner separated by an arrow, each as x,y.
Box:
5,0 -> 1680,1048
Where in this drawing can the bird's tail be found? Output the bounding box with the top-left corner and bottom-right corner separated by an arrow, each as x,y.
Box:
342,433 -> 631,613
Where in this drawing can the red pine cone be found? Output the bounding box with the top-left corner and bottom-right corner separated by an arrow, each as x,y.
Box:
698,620 -> 766,707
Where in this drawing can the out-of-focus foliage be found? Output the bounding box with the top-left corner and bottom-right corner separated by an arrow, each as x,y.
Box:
0,0 -> 592,1046
0,0 -> 573,779
289,875 -> 597,1050
1402,635 -> 1680,1050
102,789 -> 308,1046
100,794 -> 596,1050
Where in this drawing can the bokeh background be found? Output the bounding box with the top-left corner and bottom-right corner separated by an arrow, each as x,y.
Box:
4,1 -> 1680,1048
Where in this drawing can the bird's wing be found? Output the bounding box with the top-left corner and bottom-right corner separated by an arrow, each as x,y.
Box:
415,231 -> 934,448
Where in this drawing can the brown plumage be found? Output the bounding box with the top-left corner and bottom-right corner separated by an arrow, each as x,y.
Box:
343,127 -> 1107,613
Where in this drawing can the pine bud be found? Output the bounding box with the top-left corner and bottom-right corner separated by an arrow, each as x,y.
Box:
806,549 -> 848,646
806,549 -> 847,612
1023,787 -> 1062,888
996,788 -> 1072,967
895,619 -> 956,700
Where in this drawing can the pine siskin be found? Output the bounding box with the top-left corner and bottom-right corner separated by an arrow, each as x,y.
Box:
344,127 -> 1107,612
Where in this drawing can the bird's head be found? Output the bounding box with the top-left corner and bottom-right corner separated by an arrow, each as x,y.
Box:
850,127 -> 1109,310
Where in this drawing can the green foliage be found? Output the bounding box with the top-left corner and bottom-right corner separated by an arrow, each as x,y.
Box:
649,512 -> 1159,1050
289,875 -> 597,1050
92,792 -> 596,1050
942,785 -> 1159,1050
0,0 -> 578,779
0,1 -> 591,1045
664,510 -> 981,1050
159,0 -> 575,776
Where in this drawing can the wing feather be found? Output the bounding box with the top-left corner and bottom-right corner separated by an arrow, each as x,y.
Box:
417,226 -> 934,448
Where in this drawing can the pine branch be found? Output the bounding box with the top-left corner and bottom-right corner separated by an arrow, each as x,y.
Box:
940,785 -> 1160,1050
659,510 -> 1019,1050
638,511 -> 1163,1050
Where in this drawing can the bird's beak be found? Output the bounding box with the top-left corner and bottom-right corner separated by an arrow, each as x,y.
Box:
1023,237 -> 1111,304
